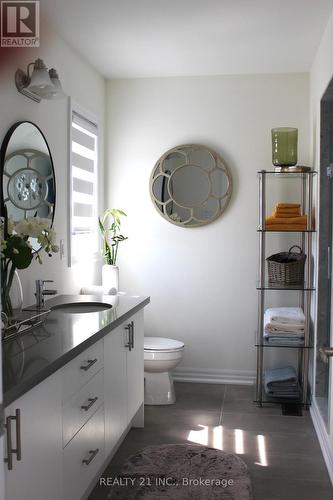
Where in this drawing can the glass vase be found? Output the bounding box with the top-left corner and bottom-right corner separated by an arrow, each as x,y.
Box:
1,263 -> 16,319
271,127 -> 298,166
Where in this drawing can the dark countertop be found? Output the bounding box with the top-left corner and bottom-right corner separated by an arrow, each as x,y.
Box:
2,294 -> 150,406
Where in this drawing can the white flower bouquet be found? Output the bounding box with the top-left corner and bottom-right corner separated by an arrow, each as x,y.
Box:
1,216 -> 59,318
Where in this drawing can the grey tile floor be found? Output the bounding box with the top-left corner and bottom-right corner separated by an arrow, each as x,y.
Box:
89,382 -> 333,500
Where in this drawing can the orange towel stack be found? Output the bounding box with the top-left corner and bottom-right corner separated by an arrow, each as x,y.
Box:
274,203 -> 301,218
265,203 -> 307,231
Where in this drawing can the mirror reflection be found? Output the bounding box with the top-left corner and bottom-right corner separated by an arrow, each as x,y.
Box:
1,122 -> 56,251
150,144 -> 232,227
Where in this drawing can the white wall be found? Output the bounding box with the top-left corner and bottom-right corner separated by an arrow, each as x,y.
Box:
0,29 -> 105,305
105,73 -> 310,380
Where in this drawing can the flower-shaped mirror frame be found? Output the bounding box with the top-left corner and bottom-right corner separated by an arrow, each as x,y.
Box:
150,144 -> 232,227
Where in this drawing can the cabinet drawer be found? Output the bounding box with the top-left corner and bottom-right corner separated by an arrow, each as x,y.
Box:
63,369 -> 104,447
63,405 -> 105,500
62,340 -> 103,402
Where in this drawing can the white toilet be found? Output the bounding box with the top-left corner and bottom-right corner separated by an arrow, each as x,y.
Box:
144,337 -> 184,405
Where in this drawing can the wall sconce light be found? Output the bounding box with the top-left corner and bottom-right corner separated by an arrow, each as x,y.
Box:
15,58 -> 66,103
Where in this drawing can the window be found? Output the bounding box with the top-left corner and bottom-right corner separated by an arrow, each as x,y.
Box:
69,107 -> 99,265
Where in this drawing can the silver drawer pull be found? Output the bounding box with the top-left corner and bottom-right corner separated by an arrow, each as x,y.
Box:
4,415 -> 13,470
82,448 -> 99,466
125,324 -> 132,351
130,321 -> 134,349
15,409 -> 21,461
81,397 -> 98,412
80,358 -> 98,371
4,409 -> 21,471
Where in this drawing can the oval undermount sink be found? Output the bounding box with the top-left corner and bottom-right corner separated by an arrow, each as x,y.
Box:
51,302 -> 112,314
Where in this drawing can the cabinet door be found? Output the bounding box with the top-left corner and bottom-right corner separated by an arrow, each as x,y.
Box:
126,310 -> 144,423
104,323 -> 127,457
63,405 -> 105,500
5,372 -> 63,500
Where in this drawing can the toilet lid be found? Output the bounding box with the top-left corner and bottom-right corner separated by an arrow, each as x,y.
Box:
144,337 -> 184,351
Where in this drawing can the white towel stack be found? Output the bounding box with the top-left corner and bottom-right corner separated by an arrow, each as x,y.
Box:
263,307 -> 305,346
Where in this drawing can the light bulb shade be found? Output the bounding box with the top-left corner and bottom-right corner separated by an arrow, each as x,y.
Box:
15,58 -> 65,102
44,68 -> 66,100
27,59 -> 54,94
36,83 -> 59,99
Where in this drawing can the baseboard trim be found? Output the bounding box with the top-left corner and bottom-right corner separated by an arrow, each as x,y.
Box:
310,398 -> 333,485
173,367 -> 256,385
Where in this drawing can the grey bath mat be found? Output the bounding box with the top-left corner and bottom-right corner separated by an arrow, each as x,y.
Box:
107,444 -> 252,499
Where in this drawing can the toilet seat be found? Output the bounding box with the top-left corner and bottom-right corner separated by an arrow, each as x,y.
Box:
144,337 -> 184,352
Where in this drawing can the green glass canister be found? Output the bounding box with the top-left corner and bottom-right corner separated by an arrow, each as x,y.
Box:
271,127 -> 298,166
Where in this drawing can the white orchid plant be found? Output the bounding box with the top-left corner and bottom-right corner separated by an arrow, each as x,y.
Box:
1,216 -> 59,317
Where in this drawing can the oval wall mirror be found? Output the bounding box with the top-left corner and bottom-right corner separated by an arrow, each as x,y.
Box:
0,122 -> 56,252
150,144 -> 232,227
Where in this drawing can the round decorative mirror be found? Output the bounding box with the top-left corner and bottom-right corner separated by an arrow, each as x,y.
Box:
150,144 -> 232,227
0,122 -> 56,252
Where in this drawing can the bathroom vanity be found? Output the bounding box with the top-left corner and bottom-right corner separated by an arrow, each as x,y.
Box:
2,294 -> 150,500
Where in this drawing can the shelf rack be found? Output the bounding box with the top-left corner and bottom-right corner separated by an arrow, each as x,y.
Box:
255,170 -> 317,407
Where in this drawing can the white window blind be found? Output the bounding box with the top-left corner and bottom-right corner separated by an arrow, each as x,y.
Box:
70,110 -> 98,263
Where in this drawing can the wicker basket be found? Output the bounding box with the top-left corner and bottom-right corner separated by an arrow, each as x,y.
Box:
267,245 -> 306,285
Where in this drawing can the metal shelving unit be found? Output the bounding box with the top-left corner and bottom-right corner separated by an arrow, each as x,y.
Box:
255,170 -> 317,407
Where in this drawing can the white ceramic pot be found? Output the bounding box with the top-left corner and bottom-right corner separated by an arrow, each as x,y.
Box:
102,264 -> 119,294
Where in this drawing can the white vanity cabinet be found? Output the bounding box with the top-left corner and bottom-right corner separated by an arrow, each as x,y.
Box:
4,307 -> 145,500
4,371 -> 63,500
104,309 -> 144,457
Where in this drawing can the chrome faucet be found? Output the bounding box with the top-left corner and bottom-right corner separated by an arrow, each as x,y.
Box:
35,280 -> 58,309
